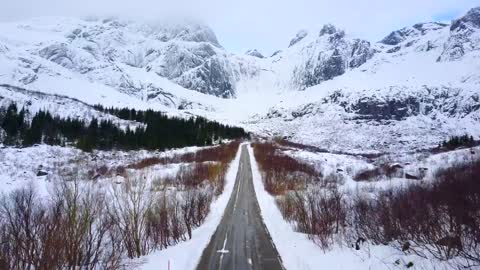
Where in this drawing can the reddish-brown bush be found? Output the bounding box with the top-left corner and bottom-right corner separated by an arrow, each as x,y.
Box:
0,141 -> 241,269
252,142 -> 321,195
127,140 -> 240,170
351,159 -> 480,266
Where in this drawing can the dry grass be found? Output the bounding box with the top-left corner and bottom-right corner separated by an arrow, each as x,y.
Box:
126,140 -> 240,170
252,142 -> 321,195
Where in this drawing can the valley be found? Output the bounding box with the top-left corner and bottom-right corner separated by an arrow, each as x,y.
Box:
0,5 -> 480,270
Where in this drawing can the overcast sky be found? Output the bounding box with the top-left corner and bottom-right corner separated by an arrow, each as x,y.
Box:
2,0 -> 480,55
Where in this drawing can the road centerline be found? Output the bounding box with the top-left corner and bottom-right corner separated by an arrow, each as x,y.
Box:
196,145 -> 284,270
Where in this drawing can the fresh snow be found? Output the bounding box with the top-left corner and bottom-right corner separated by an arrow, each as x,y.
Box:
1,13 -> 480,152
247,144 -> 467,270
138,142 -> 243,270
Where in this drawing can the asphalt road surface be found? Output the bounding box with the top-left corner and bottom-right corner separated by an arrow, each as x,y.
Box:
196,145 -> 284,270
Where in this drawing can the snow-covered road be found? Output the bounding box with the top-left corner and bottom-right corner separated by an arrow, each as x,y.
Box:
195,144 -> 284,270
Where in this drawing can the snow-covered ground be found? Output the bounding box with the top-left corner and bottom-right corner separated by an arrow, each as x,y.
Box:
0,6 -> 480,270
283,144 -> 480,190
0,141 -> 244,269
0,143 -> 208,196
137,142 -> 243,270
1,9 -> 480,152
248,144 -> 473,270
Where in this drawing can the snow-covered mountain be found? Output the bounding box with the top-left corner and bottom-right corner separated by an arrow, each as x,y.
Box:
1,7 -> 480,153
0,17 -> 261,100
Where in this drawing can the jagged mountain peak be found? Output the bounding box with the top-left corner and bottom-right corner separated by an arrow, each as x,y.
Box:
149,20 -> 221,47
451,6 -> 480,31
1,8 -> 480,153
289,30 -> 308,47
439,6 -> 480,61
281,25 -> 374,89
87,17 -> 222,46
380,22 -> 449,45
245,49 -> 265,58
319,24 -> 342,36
0,16 -> 247,99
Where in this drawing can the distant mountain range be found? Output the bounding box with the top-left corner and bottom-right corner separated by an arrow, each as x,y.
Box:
1,7 -> 480,153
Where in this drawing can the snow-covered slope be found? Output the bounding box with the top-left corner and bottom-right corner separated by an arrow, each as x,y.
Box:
246,7 -> 480,152
0,17 -> 259,99
1,7 -> 480,153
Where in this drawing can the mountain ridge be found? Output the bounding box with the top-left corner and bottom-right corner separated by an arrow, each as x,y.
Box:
1,7 -> 480,152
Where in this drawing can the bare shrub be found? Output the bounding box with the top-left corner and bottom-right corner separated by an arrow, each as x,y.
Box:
277,188 -> 347,250
0,185 -> 62,269
351,159 -> 480,267
353,163 -> 401,182
108,177 -> 153,258
252,142 -> 321,195
353,167 -> 384,182
126,140 -> 240,170
0,141 -> 241,268
181,188 -> 213,239
146,191 -> 186,250
0,182 -> 125,269
52,181 -> 122,269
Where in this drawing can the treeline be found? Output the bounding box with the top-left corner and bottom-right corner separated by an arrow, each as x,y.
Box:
440,134 -> 476,150
93,104 -> 247,144
0,103 -> 248,151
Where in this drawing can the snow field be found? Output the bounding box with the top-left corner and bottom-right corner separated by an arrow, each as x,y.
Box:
139,142 -> 244,270
249,143 -> 477,270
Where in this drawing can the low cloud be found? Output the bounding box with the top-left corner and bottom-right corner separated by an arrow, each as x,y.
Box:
2,0 -> 480,54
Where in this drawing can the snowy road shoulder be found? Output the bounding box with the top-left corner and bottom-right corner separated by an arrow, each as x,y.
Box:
139,143 -> 244,270
247,144 -> 458,270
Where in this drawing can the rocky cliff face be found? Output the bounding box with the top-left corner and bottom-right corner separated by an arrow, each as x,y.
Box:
3,18 -> 246,99
289,24 -> 375,89
439,7 -> 480,61
247,7 -> 480,152
245,49 -> 265,59
1,7 -> 480,153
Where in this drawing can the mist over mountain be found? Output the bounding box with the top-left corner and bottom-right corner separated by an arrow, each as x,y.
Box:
1,7 -> 480,152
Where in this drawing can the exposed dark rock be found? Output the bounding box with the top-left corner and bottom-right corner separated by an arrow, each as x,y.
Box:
405,40 -> 416,47
289,30 -> 308,47
320,24 -> 337,36
293,26 -> 373,89
380,29 -> 410,45
380,22 -> 447,46
386,46 -> 401,53
405,173 -> 420,180
309,48 -> 345,85
355,237 -> 366,250
39,43 -> 74,68
350,39 -> 374,68
245,49 -> 265,58
412,22 -> 448,34
451,7 -> 480,31
440,7 -> 480,61
270,50 -> 282,57
36,170 -> 48,177
158,43 -> 237,98
291,103 -> 316,118
348,96 -> 420,120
